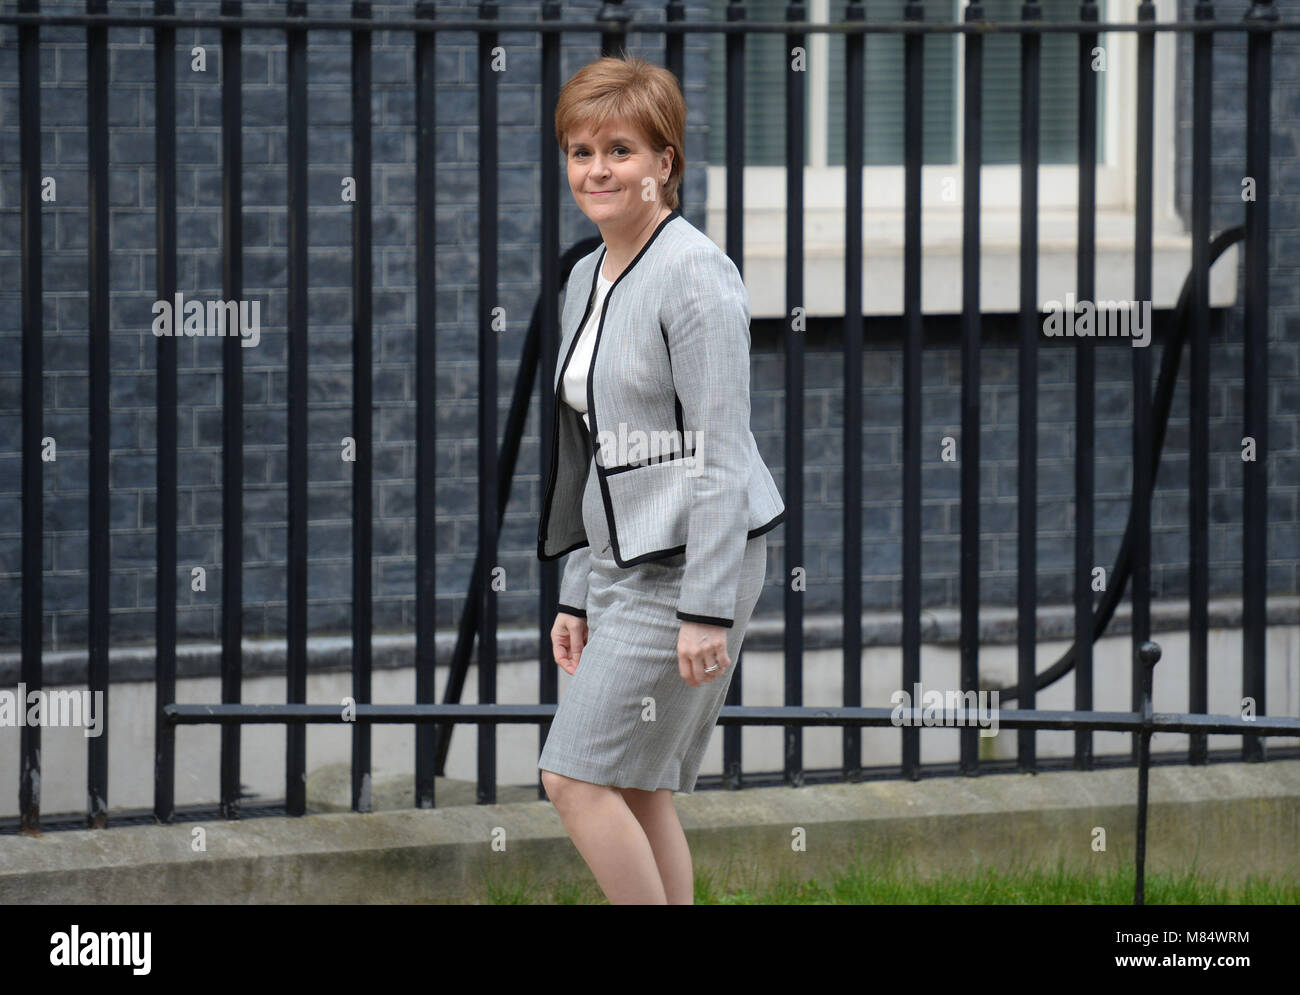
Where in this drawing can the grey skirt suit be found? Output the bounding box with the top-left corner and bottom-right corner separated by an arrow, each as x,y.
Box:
537,451 -> 768,793
536,209 -> 784,795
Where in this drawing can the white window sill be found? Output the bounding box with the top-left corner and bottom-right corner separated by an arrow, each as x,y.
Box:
704,206 -> 1239,319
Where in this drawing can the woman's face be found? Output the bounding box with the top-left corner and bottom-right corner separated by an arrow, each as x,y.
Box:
565,117 -> 672,232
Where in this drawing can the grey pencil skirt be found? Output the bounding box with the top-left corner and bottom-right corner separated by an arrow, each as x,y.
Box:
538,454 -> 768,794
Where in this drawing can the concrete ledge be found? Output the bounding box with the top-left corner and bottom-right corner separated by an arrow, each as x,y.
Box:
2,760 -> 1297,904
5,595 -> 1297,687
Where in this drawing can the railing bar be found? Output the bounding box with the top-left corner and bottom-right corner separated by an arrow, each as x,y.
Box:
86,0 -> 111,830
1073,0 -> 1098,773
783,0 -> 808,789
841,0 -> 865,784
536,0 -> 561,801
959,0 -> 984,777
1,12 -> 1295,34
153,0 -> 178,826
350,1 -> 376,814
476,0 -> 500,805
721,0 -> 748,790
1241,0 -> 1276,761
599,0 -> 626,57
899,0 -> 923,781
1188,0 -> 1213,765
414,0 -> 438,809
665,0 -> 685,217
18,0 -> 44,836
285,0 -> 310,818
1015,0 -> 1041,775
1134,641 -> 1159,903
219,0 -> 245,820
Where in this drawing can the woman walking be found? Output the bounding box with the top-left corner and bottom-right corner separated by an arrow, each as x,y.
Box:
536,55 -> 785,904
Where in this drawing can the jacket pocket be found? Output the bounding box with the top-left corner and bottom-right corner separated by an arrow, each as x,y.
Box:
601,455 -> 696,559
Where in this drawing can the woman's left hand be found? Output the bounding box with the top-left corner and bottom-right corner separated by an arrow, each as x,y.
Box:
677,620 -> 731,687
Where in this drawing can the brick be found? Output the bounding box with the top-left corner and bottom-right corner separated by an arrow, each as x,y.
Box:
0,6 -> 1297,643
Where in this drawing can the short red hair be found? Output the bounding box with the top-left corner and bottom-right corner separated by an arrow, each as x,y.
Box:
554,55 -> 685,211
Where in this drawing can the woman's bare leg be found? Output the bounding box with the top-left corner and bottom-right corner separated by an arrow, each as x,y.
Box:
540,770 -> 667,904
619,787 -> 694,905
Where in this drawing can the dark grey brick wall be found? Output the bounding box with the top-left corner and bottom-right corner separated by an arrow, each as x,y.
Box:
0,0 -> 1296,653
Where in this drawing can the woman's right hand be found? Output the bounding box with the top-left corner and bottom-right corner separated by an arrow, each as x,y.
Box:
551,612 -> 589,675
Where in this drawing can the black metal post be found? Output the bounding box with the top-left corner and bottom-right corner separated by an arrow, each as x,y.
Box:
1132,0 -> 1155,766
1134,639 -> 1161,906
959,0 -> 984,777
598,0 -> 629,59
153,0 -> 178,826
784,0 -> 807,789
537,0 -> 562,801
477,0 -> 501,805
285,0 -> 310,817
350,0 -> 375,814
414,0 -> 439,809
18,0 -> 44,836
842,0 -> 865,784
722,0 -> 749,790
900,0 -> 924,782
1188,0 -> 1214,766
86,0 -> 111,829
1016,0 -> 1041,774
1241,0 -> 1276,762
1073,0 -> 1098,773
219,0 -> 245,821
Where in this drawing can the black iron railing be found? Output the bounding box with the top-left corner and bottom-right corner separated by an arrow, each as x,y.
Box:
3,1 -> 1299,905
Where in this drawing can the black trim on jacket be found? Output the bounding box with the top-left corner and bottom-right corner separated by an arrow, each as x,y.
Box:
539,207 -> 785,624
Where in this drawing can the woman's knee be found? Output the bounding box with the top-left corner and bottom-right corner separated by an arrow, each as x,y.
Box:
540,769 -> 568,802
541,769 -> 605,810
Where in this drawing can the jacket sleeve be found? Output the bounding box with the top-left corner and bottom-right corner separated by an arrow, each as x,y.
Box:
663,247 -> 752,628
557,545 -> 591,618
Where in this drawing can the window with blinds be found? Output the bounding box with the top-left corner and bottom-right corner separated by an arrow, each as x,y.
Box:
705,0 -> 814,166
825,0 -> 958,166
706,0 -> 1107,168
969,0 -> 1108,165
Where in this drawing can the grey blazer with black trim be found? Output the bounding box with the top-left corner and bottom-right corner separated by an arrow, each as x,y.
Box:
537,209 -> 786,628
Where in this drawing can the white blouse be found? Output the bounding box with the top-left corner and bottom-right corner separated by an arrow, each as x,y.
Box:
561,266 -> 614,432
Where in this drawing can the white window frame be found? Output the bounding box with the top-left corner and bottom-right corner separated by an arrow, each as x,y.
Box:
704,0 -> 1231,314
709,0 -> 1155,209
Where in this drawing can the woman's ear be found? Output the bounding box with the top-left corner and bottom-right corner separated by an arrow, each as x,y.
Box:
660,144 -> 674,178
